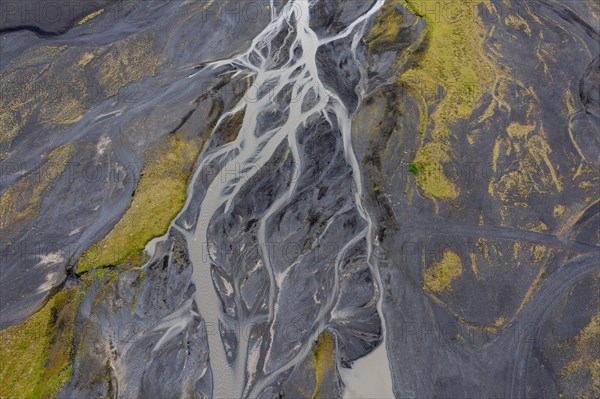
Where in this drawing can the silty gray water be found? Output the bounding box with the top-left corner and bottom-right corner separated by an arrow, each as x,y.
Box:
144,0 -> 393,396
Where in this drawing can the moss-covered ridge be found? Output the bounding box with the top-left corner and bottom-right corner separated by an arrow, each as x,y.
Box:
76,132 -> 203,273
423,249 -> 463,293
0,144 -> 74,233
0,287 -> 82,399
311,331 -> 336,399
388,0 -> 498,200
76,77 -> 248,274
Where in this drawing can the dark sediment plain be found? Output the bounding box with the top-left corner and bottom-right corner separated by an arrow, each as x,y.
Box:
0,0 -> 598,398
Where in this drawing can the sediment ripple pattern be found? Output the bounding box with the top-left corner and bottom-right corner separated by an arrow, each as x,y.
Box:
149,0 -> 391,397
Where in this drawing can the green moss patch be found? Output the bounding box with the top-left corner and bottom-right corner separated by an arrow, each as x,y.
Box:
1,144 -> 73,232
366,0 -> 407,54
77,134 -> 203,273
409,162 -> 422,176
411,143 -> 458,200
311,331 -> 335,399
396,0 -> 499,200
424,249 -> 463,293
0,287 -> 82,399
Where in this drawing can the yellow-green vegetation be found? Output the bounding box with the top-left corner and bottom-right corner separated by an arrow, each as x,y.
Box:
0,287 -> 82,399
408,161 -> 422,176
365,0 -> 427,72
0,44 -> 86,129
0,33 -> 157,159
396,0 -> 497,199
410,142 -> 458,200
210,107 -> 247,145
311,331 -> 335,399
423,249 -> 463,293
222,109 -> 246,142
77,134 -> 202,273
366,0 -> 409,54
89,269 -> 125,313
553,204 -> 566,218
489,105 -> 563,216
79,268 -> 113,291
0,144 -> 74,232
560,312 -> 600,397
504,13 -> 531,37
0,45 -> 65,159
77,8 -> 105,25
399,0 -> 496,136
130,270 -> 146,310
469,252 -> 480,279
508,246 -> 547,320
95,32 -> 157,98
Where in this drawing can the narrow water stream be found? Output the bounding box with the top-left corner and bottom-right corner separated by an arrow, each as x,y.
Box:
146,1 -> 394,397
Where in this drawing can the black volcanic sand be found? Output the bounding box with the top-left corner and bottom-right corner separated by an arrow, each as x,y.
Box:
354,0 -> 599,398
2,0 -> 384,397
0,0 -> 272,327
0,0 -> 598,398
